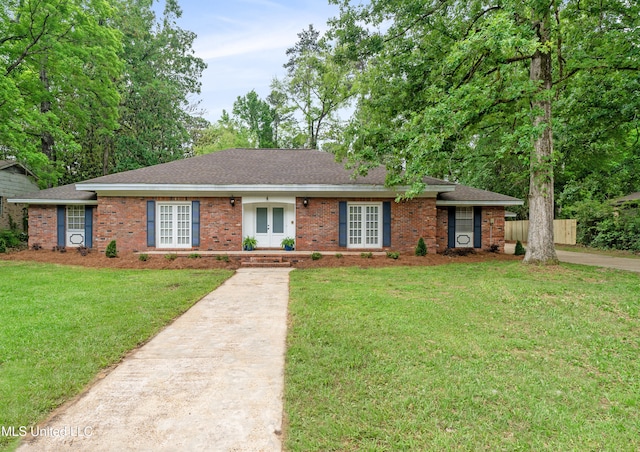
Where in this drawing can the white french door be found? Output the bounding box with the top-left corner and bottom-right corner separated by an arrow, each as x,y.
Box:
348,203 -> 381,248
158,203 -> 191,248
255,206 -> 285,248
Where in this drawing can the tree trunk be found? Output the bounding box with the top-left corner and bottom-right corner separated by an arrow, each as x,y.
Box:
40,66 -> 55,162
524,15 -> 558,265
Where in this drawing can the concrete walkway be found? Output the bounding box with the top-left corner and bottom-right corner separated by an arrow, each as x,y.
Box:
17,268 -> 293,452
505,243 -> 640,273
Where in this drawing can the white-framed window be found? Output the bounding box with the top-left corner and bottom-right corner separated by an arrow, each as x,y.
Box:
348,202 -> 382,248
157,203 -> 191,248
67,205 -> 85,230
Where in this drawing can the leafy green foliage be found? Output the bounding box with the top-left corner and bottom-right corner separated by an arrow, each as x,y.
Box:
415,237 -> 427,256
386,251 -> 400,259
311,252 -> 322,260
242,236 -> 257,250
515,240 -> 526,256
1,0 -> 122,186
328,0 -> 639,263
272,24 -> 354,149
109,0 -> 207,175
0,0 -> 206,184
0,238 -> 6,254
0,230 -> 21,249
194,111 -> 252,154
105,240 -> 117,258
566,200 -> 640,251
232,90 -> 276,148
138,254 -> 149,262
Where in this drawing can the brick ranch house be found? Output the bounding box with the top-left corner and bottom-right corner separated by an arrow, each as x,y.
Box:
11,148 -> 522,254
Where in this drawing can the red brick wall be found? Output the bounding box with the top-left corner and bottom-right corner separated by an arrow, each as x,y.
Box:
295,197 -> 437,253
436,207 -> 449,252
200,198 -> 242,251
295,197 -> 340,250
391,198 -> 437,253
27,198 -> 507,254
436,206 -> 506,252
482,206 -> 506,252
95,196 -> 243,252
28,205 -> 58,249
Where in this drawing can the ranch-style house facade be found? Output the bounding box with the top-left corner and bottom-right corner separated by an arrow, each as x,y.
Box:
11,148 -> 523,254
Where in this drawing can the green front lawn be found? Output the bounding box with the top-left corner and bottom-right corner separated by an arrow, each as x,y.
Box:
0,262 -> 231,451
285,262 -> 640,451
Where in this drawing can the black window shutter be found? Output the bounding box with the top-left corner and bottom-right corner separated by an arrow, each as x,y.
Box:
147,201 -> 155,247
447,207 -> 456,249
192,201 -> 200,247
84,206 -> 93,248
57,206 -> 65,247
474,206 -> 482,248
338,201 -> 347,247
382,201 -> 391,247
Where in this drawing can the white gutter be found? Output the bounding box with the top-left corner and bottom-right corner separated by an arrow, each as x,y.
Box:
75,183 -> 457,193
7,198 -> 98,205
436,200 -> 523,206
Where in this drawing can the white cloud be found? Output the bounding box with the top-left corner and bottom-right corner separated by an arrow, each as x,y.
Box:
194,26 -> 300,60
178,1 -> 340,122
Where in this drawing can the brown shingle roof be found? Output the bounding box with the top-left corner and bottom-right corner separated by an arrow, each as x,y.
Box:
613,192 -> 640,204
438,184 -> 522,204
81,148 -> 452,187
10,184 -> 96,202
12,149 -> 522,205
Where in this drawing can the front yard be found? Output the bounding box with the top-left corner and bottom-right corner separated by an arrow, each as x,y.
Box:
0,262 -> 231,451
285,262 -> 640,450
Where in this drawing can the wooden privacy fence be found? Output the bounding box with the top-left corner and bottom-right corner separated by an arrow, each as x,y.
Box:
505,219 -> 577,245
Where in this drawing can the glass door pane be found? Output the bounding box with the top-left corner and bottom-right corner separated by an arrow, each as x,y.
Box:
256,207 -> 268,233
272,207 -> 284,234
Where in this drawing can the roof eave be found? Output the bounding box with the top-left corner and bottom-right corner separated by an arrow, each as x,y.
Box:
436,200 -> 524,206
7,198 -> 98,205
76,183 -> 456,195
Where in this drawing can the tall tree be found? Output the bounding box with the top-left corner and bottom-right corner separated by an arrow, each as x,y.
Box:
193,111 -> 252,154
329,0 -> 639,264
111,0 -> 206,173
1,0 -> 122,186
274,24 -> 353,149
232,90 -> 276,148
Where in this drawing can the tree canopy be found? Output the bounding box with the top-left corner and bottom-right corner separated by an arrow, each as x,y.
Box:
0,0 -> 206,186
328,0 -> 640,263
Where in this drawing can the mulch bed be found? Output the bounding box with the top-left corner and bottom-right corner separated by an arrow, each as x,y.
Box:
1,248 -> 522,270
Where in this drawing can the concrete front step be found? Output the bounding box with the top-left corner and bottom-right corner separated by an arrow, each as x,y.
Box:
241,261 -> 292,268
241,256 -> 292,268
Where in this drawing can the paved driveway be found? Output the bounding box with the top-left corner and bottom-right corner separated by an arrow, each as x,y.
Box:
17,268 -> 292,452
505,243 -> 640,273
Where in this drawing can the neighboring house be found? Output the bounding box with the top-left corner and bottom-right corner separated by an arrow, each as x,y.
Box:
10,149 -> 522,253
0,160 -> 38,231
613,192 -> 640,205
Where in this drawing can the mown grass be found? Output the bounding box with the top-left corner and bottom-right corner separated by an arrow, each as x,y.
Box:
0,262 -> 231,451
285,262 -> 640,451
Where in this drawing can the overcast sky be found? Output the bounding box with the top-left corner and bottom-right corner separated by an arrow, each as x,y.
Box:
168,0 -> 341,124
